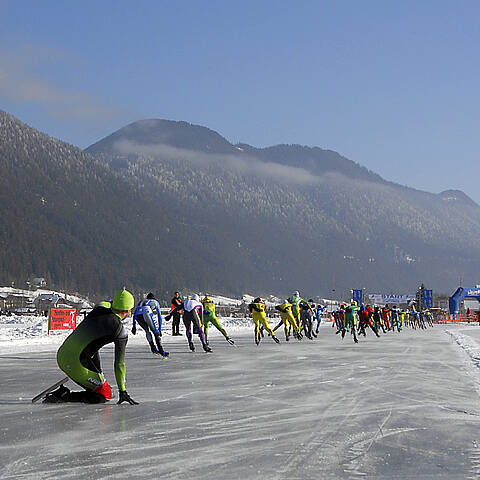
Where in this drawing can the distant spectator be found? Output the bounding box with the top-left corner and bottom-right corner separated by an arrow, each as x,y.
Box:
170,291 -> 183,336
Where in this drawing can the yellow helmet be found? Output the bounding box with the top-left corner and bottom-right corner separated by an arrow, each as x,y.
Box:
351,300 -> 358,306
203,295 -> 211,303
112,289 -> 134,311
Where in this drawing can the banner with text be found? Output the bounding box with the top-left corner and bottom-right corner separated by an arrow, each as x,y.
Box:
48,308 -> 77,333
423,290 -> 433,308
368,294 -> 415,305
352,289 -> 363,305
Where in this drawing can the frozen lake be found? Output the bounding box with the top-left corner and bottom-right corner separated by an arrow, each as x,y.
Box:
1,324 -> 480,479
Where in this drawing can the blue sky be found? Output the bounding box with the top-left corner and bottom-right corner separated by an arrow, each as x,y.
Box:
1,1 -> 479,201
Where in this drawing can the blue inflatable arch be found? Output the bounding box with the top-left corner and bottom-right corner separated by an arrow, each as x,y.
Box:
449,287 -> 480,314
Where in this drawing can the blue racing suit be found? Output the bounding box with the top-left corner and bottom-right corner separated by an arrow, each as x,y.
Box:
133,298 -> 166,354
315,306 -> 325,333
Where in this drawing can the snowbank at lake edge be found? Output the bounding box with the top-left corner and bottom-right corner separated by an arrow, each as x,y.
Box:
0,314 -> 256,354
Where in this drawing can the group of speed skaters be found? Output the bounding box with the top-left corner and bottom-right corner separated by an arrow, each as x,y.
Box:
248,291 -> 325,345
132,290 -> 325,353
331,301 -> 435,344
41,288 -> 433,405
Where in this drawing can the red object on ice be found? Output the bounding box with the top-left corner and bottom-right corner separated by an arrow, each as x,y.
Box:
94,381 -> 112,400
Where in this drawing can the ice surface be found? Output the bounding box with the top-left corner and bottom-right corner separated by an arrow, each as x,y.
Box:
2,323 -> 480,479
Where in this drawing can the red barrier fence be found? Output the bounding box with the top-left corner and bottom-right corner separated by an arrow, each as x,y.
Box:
435,313 -> 480,324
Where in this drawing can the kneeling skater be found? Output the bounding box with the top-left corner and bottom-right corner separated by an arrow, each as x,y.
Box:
45,289 -> 138,405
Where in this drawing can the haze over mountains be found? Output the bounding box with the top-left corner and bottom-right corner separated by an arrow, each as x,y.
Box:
2,109 -> 479,300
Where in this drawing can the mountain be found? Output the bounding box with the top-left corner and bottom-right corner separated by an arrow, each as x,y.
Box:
0,110 -> 227,299
3,110 -> 480,299
235,143 -> 385,184
87,119 -> 238,156
86,119 -> 384,183
84,118 -> 480,297
439,189 -> 478,208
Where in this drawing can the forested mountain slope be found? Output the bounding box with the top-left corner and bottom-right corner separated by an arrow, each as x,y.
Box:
0,111 -> 236,298
1,109 -> 478,299
85,118 -> 480,296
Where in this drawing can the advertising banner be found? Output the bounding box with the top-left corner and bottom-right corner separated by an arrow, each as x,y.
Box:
423,290 -> 433,308
368,294 -> 415,305
352,289 -> 363,306
48,308 -> 77,333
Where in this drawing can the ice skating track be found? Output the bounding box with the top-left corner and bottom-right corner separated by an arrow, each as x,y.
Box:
1,325 -> 480,479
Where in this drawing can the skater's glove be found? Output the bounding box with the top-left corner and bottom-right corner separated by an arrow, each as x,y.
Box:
165,314 -> 171,321
131,326 -> 136,335
117,390 -> 139,405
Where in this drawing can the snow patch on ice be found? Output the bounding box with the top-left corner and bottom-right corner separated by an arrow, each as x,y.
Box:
446,329 -> 480,397
0,314 -> 71,353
